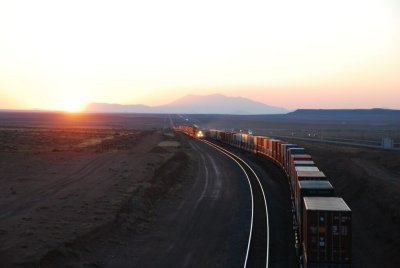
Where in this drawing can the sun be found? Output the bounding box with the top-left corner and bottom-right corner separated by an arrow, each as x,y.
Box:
62,96 -> 86,113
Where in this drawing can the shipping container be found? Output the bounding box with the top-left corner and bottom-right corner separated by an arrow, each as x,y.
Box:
227,132 -> 233,144
303,197 -> 351,267
258,137 -> 267,154
256,136 -> 265,154
246,134 -> 253,151
291,160 -> 316,178
280,143 -> 298,165
293,160 -> 315,166
296,171 -> 326,181
268,139 -> 279,157
208,129 -> 221,140
291,154 -> 313,160
288,154 -> 312,177
262,138 -> 268,155
295,166 -> 320,172
287,148 -> 306,168
271,139 -> 281,160
288,147 -> 306,156
220,131 -> 227,142
291,166 -> 320,183
296,181 -> 334,237
264,137 -> 269,150
251,136 -> 259,153
281,144 -> 299,173
251,136 -> 256,152
276,141 -> 285,164
241,134 -> 248,150
233,133 -> 238,143
293,171 -> 326,196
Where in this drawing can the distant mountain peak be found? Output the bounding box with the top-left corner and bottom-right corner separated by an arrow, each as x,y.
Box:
84,93 -> 288,114
162,93 -> 288,114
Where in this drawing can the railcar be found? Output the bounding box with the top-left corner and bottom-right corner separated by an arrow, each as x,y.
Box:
205,129 -> 351,268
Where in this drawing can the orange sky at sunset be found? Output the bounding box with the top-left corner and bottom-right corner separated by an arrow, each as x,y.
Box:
1,0 -> 399,111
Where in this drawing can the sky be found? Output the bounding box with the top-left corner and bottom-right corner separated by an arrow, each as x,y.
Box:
0,0 -> 399,111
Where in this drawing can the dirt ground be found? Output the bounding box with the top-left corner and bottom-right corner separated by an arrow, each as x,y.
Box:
188,114 -> 400,148
0,126 -> 195,267
1,112 -> 399,267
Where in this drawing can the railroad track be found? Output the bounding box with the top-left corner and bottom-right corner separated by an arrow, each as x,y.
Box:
201,139 -> 269,268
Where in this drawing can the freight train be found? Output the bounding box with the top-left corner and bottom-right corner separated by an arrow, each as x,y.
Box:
176,125 -> 351,268
174,125 -> 204,138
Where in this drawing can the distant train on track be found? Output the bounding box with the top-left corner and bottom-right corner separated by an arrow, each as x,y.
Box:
176,125 -> 351,268
175,125 -> 204,139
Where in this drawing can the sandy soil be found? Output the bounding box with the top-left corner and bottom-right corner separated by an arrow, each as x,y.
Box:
2,113 -> 399,267
0,127 -> 192,267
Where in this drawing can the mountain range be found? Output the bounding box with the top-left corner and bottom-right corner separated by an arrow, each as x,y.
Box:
84,94 -> 289,114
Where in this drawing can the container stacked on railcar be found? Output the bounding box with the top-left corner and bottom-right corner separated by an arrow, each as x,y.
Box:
302,197 -> 351,267
205,129 -> 351,268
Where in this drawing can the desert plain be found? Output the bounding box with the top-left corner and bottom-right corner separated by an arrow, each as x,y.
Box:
0,112 -> 399,267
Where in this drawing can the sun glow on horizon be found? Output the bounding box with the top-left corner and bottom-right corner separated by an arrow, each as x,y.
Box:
61,95 -> 87,113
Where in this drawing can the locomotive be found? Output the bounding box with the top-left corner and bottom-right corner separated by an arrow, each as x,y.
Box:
174,125 -> 204,138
